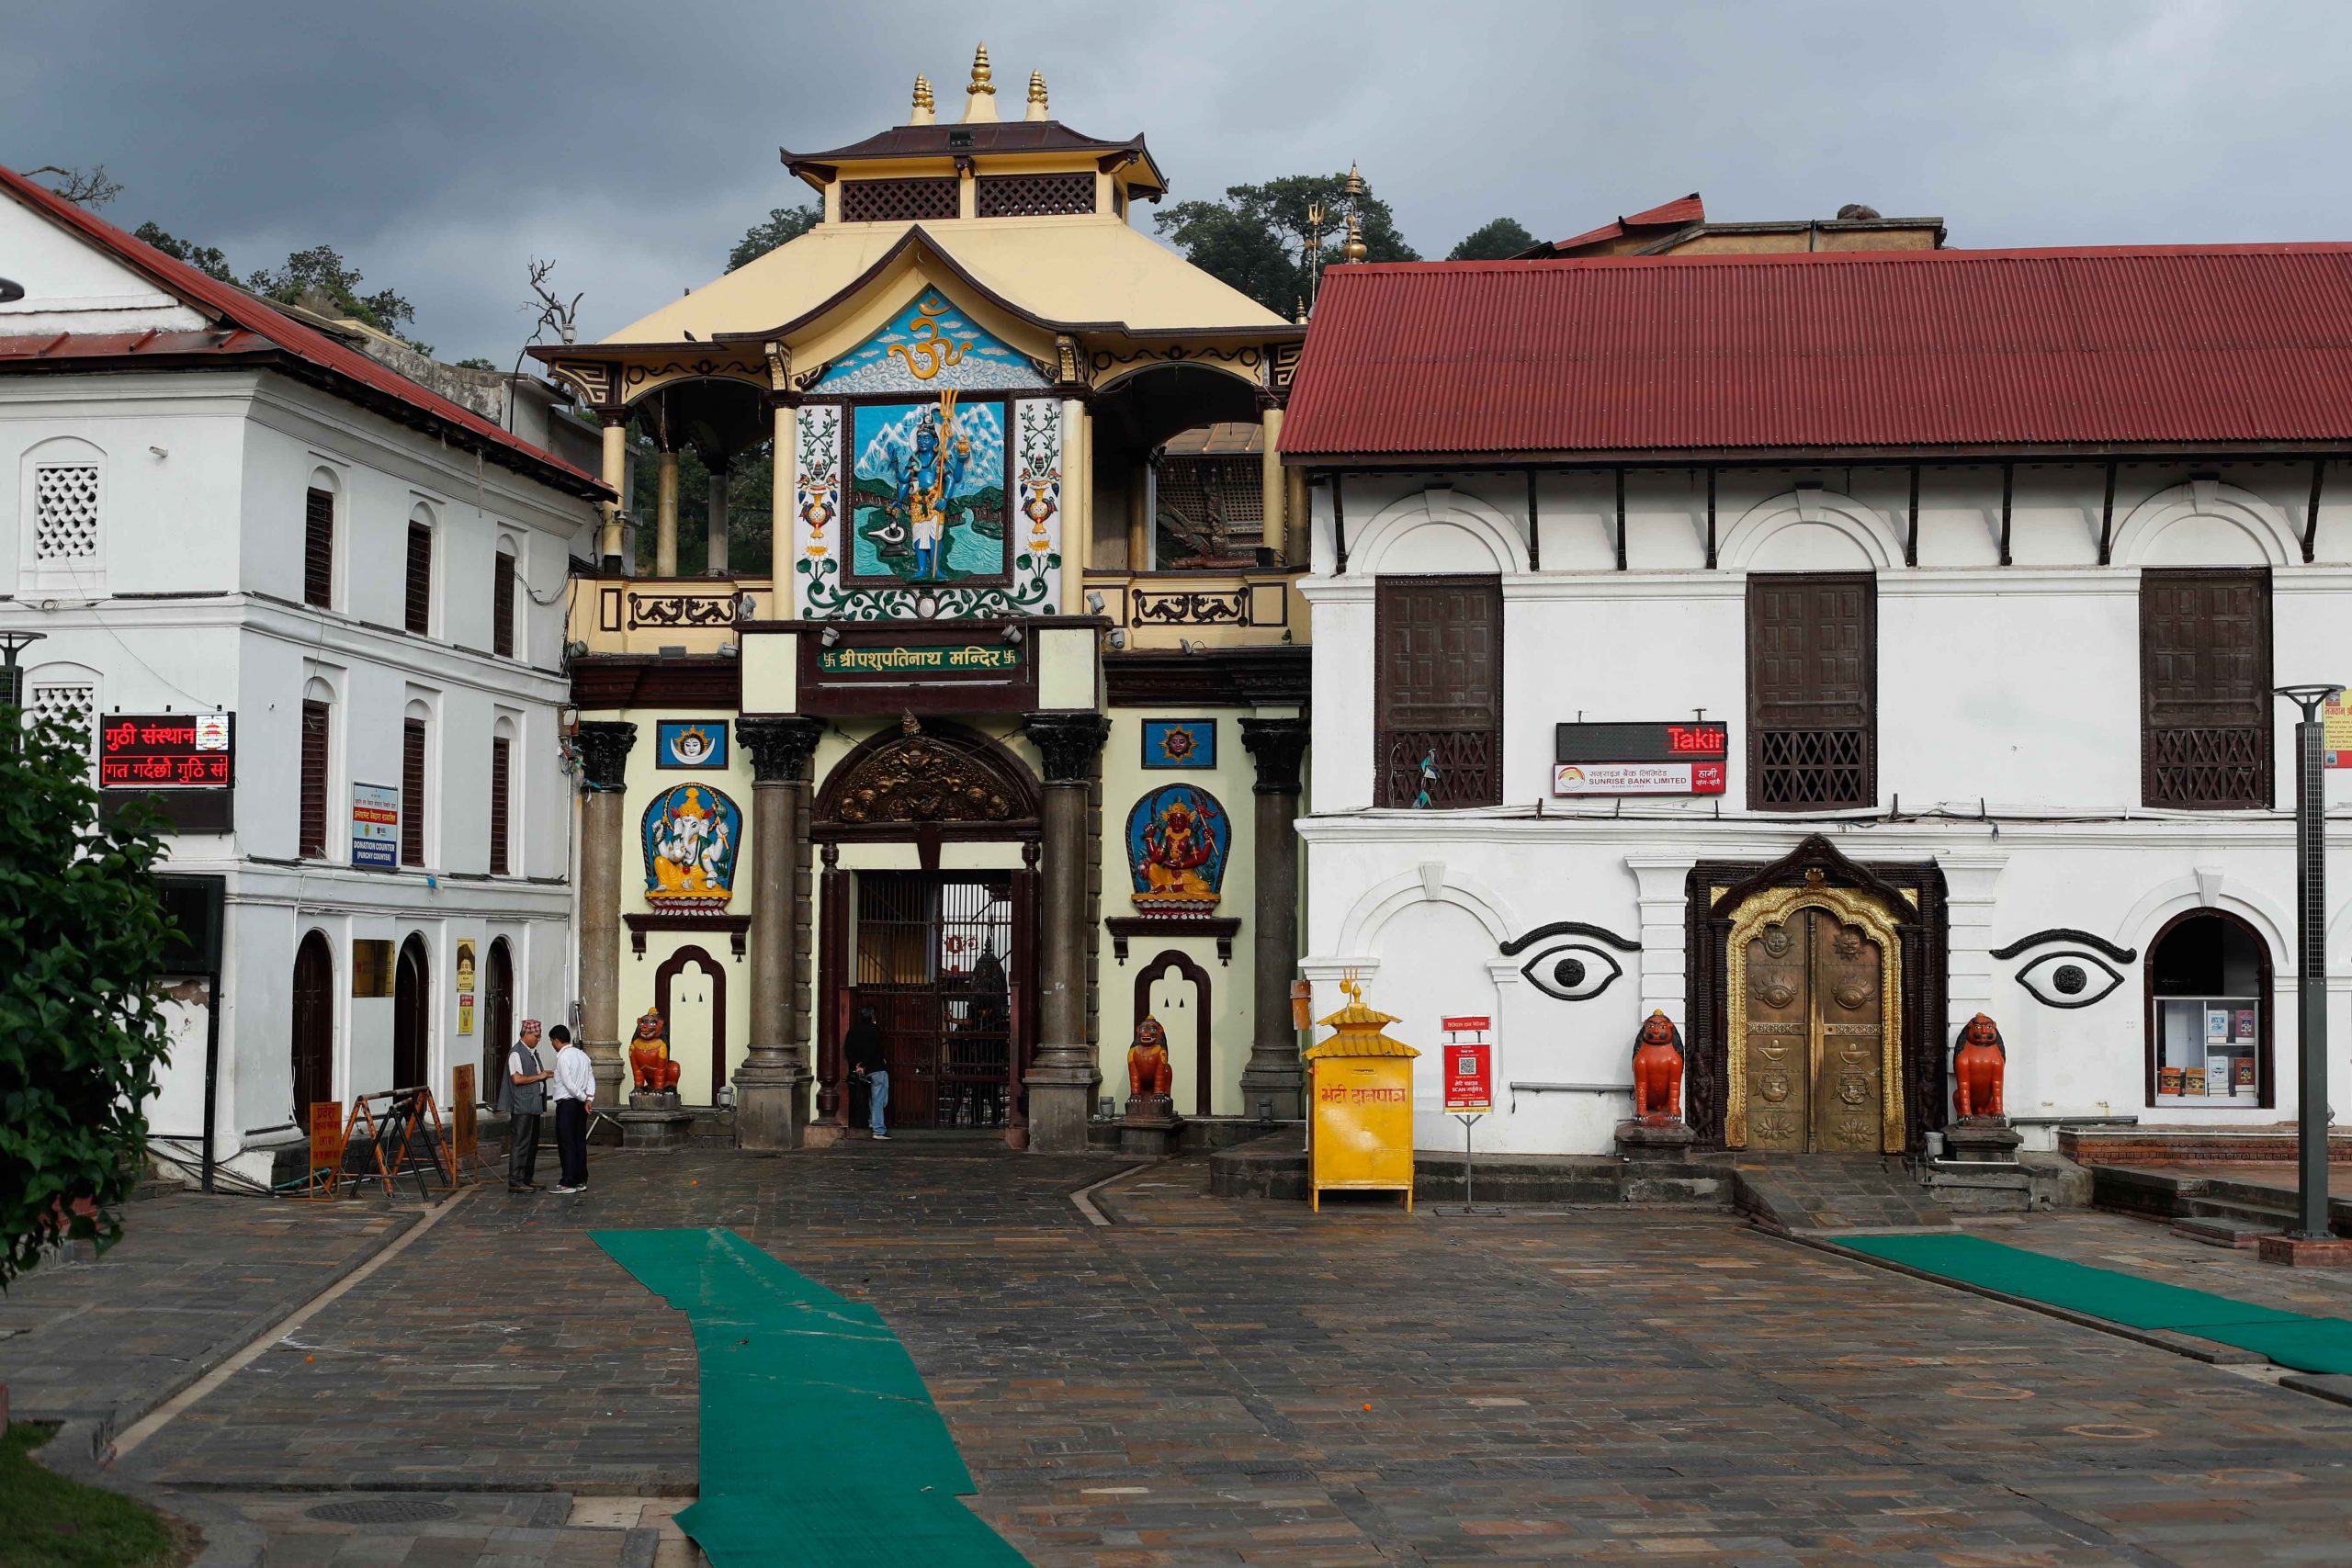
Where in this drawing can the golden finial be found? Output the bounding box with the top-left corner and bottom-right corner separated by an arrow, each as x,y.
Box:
1343,209 -> 1368,264
1344,161 -> 1364,198
1025,67 -> 1048,121
962,42 -> 1001,122
970,42 -> 996,95
1295,297 -> 1306,325
910,73 -> 935,125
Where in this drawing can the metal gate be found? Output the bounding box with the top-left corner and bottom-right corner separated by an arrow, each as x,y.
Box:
849,873 -> 1016,1128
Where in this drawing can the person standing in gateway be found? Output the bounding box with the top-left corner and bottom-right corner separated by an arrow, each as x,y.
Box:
844,1006 -> 889,1141
548,1024 -> 595,1192
503,1019 -> 553,1193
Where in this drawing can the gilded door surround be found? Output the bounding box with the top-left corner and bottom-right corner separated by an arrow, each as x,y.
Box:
1683,834 -> 1951,1155
1723,878 -> 1905,1153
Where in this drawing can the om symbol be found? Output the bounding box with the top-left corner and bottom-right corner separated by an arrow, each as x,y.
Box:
888,299 -> 970,380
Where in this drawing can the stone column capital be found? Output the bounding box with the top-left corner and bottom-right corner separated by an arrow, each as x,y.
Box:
737,715 -> 825,784
574,720 -> 638,793
1239,715 -> 1312,796
1022,711 -> 1110,784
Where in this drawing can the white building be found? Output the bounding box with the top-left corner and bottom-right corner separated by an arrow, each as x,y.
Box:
1282,243 -> 2352,1159
0,166 -> 607,1184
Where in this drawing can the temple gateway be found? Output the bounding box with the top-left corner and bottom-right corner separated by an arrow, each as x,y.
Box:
540,50 -> 1312,1151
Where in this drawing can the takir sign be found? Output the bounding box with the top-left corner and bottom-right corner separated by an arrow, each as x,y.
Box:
1555,720 -> 1726,796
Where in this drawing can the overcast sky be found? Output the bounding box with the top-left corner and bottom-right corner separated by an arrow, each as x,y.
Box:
8,0 -> 2350,363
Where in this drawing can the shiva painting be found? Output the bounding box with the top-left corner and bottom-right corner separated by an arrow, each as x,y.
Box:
641,783 -> 742,912
848,391 -> 1007,584
1125,784 -> 1229,917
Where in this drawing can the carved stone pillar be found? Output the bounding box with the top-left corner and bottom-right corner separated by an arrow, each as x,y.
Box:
1239,716 -> 1311,1118
574,721 -> 638,1106
1022,710 -> 1111,1152
1258,403 -> 1285,561
597,412 -> 628,570
654,448 -> 680,578
733,716 -> 824,1150
706,460 -> 730,577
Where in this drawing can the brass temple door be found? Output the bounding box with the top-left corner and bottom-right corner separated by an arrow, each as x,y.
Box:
1732,899 -> 1900,1154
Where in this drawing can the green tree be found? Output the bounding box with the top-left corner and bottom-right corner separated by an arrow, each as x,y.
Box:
0,708 -> 174,1287
453,357 -> 501,372
1155,171 -> 1420,314
729,205 -> 821,273
1447,217 -> 1537,261
131,221 -> 236,284
246,243 -> 416,338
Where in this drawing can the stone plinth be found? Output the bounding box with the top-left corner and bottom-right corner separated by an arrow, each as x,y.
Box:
1615,1117 -> 1697,1162
1943,1117 -> 2024,1164
620,1091 -> 695,1152
2257,1234 -> 2352,1267
1120,1095 -> 1183,1158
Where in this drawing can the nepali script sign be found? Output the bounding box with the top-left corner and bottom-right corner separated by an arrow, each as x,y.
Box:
98,713 -> 234,789
817,643 -> 1023,675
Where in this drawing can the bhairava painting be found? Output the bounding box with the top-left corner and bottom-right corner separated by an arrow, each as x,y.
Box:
849,392 -> 1007,584
1125,784 -> 1229,916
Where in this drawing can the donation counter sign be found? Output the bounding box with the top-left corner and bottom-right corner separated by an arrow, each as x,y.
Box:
2327,698 -> 2351,767
1442,1017 -> 1493,1112
352,783 -> 399,870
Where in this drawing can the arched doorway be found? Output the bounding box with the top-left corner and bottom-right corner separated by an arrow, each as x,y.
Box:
813,720 -> 1041,1137
481,937 -> 514,1094
290,931 -> 334,1115
655,944 -> 727,1105
2146,909 -> 2272,1106
393,933 -> 430,1089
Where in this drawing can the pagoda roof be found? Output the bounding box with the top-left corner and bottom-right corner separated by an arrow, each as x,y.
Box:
783,120 -> 1167,197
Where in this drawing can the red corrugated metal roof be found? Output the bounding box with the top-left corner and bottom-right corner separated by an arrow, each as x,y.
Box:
1283,244 -> 2352,460
0,165 -> 606,497
1524,194 -> 1707,257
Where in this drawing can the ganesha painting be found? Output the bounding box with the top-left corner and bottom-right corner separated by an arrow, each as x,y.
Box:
641,783 -> 743,911
1125,784 -> 1229,917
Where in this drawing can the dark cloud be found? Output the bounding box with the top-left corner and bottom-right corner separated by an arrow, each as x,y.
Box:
10,1 -> 2348,361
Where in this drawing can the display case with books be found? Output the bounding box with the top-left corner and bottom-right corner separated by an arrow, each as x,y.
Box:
2154,996 -> 2260,1102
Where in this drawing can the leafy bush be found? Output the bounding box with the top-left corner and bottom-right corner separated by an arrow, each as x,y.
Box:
0,709 -> 172,1288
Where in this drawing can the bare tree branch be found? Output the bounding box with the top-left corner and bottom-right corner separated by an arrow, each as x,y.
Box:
28,164 -> 123,208
524,258 -> 583,346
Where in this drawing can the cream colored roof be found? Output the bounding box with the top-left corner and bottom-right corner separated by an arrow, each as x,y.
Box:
605,214 -> 1290,345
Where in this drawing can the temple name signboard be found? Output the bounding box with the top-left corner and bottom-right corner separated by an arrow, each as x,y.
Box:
1555,720 -> 1727,796
98,713 -> 233,789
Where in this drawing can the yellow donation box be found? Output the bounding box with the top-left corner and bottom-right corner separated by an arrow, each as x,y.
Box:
1305,976 -> 1420,1212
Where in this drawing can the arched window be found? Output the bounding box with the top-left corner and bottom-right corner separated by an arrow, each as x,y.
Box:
492,533 -> 522,660
401,696 -> 433,868
20,435 -> 106,594
2147,910 -> 2271,1107
303,468 -> 340,610
489,712 -> 518,875
300,674 -> 335,858
24,660 -> 100,761
404,503 -> 436,636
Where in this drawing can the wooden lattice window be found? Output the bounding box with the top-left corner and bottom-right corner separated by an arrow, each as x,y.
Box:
2143,568 -> 2271,809
300,700 -> 330,857
1374,575 -> 1502,808
975,172 -> 1095,217
492,549 -> 517,658
1748,572 -> 1876,810
489,735 -> 512,875
303,487 -> 334,608
840,178 -> 958,223
404,523 -> 433,635
401,717 -> 428,867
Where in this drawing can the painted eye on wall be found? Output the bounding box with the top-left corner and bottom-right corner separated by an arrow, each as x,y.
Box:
1521,943 -> 1623,1002
2015,951 -> 2124,1010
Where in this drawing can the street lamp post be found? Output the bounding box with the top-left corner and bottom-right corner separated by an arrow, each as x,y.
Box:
2277,682 -> 2345,1242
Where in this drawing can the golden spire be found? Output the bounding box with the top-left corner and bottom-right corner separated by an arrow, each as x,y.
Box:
910,73 -> 935,126
1024,68 -> 1049,122
1344,161 -> 1364,198
1343,210 -> 1368,264
961,41 -> 1000,122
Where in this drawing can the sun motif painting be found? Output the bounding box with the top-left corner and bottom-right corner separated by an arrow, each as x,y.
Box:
641,783 -> 743,911
849,390 -> 1008,584
1125,784 -> 1229,916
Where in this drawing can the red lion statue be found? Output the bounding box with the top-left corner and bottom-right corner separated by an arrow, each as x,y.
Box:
1631,1010 -> 1685,1122
628,1008 -> 683,1095
1127,1017 -> 1173,1100
1952,1012 -> 2007,1120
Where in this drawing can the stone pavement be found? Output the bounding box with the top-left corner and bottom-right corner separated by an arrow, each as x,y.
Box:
28,1149 -> 2352,1564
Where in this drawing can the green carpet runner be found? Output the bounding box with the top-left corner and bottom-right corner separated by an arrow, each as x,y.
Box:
1842,1233 -> 2352,1374
594,1228 -> 1023,1566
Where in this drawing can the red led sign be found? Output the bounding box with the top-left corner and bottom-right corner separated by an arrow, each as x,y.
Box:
98,714 -> 235,789
1555,721 -> 1728,763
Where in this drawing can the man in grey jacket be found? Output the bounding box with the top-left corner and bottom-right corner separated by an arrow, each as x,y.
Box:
505,1019 -> 553,1193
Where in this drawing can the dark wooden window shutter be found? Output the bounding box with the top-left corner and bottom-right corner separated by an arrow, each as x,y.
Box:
1747,572 -> 1877,810
299,700 -> 330,857
489,736 -> 512,875
492,550 -> 516,659
401,718 -> 428,867
2142,568 -> 2271,808
404,524 -> 432,634
303,488 -> 334,608
1373,575 -> 1502,808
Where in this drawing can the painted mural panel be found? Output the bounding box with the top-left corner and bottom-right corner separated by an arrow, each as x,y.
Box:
797,399 -> 1061,620
847,394 -> 1007,584
642,783 -> 742,911
1141,718 -> 1217,770
1126,784 -> 1228,916
809,290 -> 1047,395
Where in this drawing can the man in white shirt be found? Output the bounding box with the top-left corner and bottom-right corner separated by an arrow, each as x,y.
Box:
548,1024 -> 596,1193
